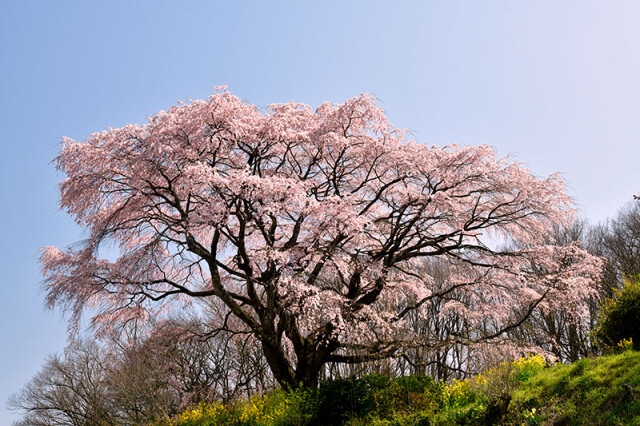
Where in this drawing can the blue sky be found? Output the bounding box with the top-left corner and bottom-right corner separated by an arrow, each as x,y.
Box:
1,1 -> 640,423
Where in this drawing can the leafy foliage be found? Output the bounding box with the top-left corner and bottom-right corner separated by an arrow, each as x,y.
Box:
595,275 -> 640,350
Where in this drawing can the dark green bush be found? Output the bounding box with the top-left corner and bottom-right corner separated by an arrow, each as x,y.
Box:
310,375 -> 388,423
307,374 -> 444,424
595,275 -> 640,351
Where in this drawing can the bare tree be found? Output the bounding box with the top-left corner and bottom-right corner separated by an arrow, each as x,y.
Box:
601,201 -> 640,281
8,340 -> 114,426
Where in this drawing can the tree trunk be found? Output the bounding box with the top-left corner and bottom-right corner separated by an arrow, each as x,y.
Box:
261,337 -> 338,390
260,339 -> 297,389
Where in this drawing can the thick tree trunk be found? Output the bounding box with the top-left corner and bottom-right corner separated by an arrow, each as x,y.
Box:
260,339 -> 297,389
261,337 -> 338,390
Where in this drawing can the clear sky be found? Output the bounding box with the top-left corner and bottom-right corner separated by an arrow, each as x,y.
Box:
1,1 -> 639,423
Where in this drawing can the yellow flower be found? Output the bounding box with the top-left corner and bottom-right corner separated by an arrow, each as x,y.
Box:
617,337 -> 633,351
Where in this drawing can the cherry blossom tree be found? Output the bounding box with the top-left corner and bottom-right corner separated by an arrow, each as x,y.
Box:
42,88 -> 602,388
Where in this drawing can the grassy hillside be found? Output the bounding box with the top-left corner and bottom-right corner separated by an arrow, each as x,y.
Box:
508,349 -> 640,425
165,350 -> 640,425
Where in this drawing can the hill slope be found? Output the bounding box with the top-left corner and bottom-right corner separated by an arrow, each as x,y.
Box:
507,349 -> 640,425
168,350 -> 640,425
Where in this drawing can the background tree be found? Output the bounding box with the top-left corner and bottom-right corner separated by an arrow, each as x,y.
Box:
498,220 -> 602,363
41,88 -> 602,389
8,321 -> 267,424
600,201 -> 640,283
8,340 -> 115,426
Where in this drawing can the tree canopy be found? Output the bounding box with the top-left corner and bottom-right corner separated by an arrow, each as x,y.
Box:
43,88 -> 602,388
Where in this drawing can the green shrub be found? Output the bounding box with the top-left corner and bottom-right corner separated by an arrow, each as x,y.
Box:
169,389 -> 309,426
310,375 -> 387,424
309,374 -> 443,424
463,354 -> 547,424
595,275 -> 640,351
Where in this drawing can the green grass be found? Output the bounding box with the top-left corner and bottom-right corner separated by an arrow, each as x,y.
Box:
508,350 -> 640,425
